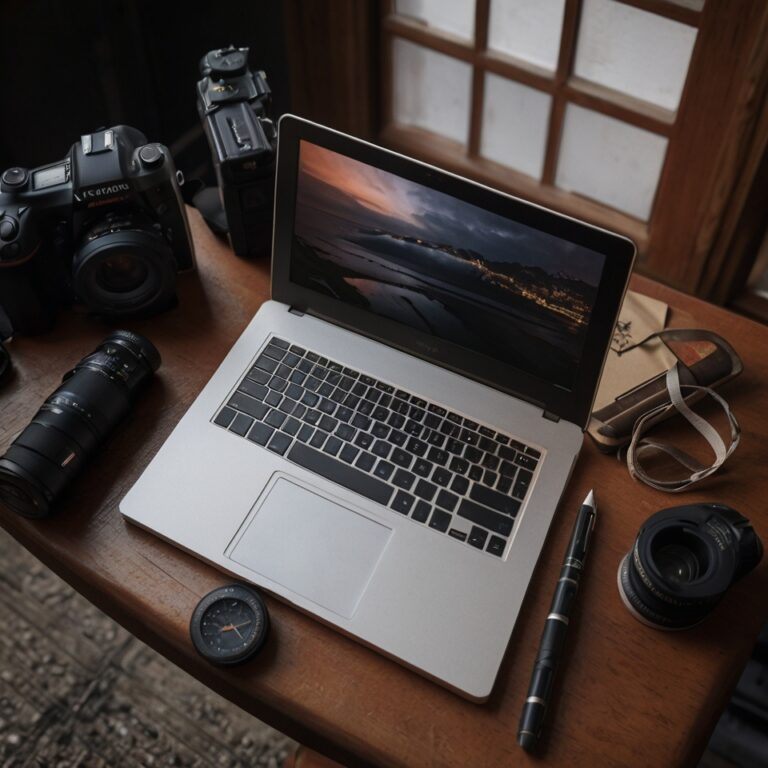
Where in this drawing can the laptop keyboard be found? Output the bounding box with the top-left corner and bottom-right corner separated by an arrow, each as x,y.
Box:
212,336 -> 542,558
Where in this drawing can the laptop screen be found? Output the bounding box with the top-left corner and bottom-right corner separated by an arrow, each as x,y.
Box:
290,140 -> 606,392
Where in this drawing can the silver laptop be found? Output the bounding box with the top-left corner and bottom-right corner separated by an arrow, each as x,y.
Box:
121,115 -> 634,701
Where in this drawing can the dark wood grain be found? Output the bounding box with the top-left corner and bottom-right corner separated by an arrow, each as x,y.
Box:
1,214 -> 767,767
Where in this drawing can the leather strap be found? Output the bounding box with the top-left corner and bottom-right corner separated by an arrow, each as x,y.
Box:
621,330 -> 741,492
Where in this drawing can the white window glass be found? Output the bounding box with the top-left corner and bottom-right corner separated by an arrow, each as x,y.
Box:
480,74 -> 551,179
574,0 -> 697,111
556,104 -> 668,220
487,0 -> 566,72
393,37 -> 472,145
395,0 -> 475,40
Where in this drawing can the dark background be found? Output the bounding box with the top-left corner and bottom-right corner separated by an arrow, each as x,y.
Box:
0,0 -> 291,185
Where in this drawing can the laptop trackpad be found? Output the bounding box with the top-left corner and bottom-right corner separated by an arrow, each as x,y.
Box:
226,477 -> 392,619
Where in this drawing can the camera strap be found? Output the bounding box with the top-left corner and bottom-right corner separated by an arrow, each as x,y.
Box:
621,330 -> 741,492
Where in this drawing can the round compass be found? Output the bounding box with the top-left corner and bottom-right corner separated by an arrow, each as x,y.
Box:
190,584 -> 270,665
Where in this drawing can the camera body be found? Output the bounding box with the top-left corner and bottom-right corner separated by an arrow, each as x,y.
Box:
196,45 -> 277,259
0,125 -> 194,340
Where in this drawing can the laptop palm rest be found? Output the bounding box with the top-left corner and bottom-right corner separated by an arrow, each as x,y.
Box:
226,476 -> 392,619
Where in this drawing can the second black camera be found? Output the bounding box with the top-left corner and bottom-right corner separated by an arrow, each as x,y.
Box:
0,125 -> 195,340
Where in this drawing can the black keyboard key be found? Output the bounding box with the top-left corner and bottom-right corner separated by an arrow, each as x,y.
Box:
451,476 -> 469,495
358,400 -> 374,415
516,453 -> 538,470
424,413 -> 441,429
293,403 -> 307,420
289,344 -> 306,356
319,415 -> 338,433
331,389 -> 346,404
479,426 -> 495,438
511,440 -> 526,451
364,387 -> 381,403
449,457 -> 469,475
426,430 -> 445,447
392,491 -> 415,515
318,382 -> 334,397
352,382 -> 367,396
352,413 -> 372,430
265,390 -> 282,407
376,381 -> 394,394
214,406 -> 237,428
354,431 -> 374,450
497,475 -> 513,493
311,365 -> 328,380
395,389 -> 409,400
282,417 -> 301,436
342,367 -> 359,379
278,398 -> 296,415
372,406 -> 388,421
323,436 -> 343,456
479,437 -> 496,453
470,485 -> 521,516
379,393 -> 392,408
428,447 -> 449,465
389,430 -> 407,447
301,392 -> 320,408
318,357 -> 329,366
432,467 -> 451,486
284,352 -> 301,368
513,469 -> 533,499
406,437 -> 428,457
447,412 -> 462,424
372,422 -> 390,439
404,420 -> 423,436
392,469 -> 415,490
305,376 -> 322,392
468,465 -> 483,482
463,418 -> 478,430
229,412 -> 254,436
373,460 -> 394,480
286,383 -> 304,400
482,454 -> 499,471
336,406 -> 354,422
372,440 -> 391,458
484,470 -> 499,487
392,398 -> 409,415
460,429 -> 478,446
465,446 -> 482,463
319,398 -> 336,415
290,370 -> 307,386
496,434 -> 510,446
265,410 -> 287,429
526,447 -> 542,459
344,394 -> 361,409
339,376 -> 354,391
355,451 -> 376,471
340,444 -> 359,464
276,363 -> 292,380
387,412 -> 405,429
436,489 -> 459,512
297,424 -> 314,443
247,367 -> 271,385
391,448 -> 412,468
254,355 -> 278,374
298,359 -> 314,375
309,431 -> 327,449
360,375 -> 376,386
267,432 -> 292,455
440,420 -> 460,437
412,501 -> 431,523
458,499 -> 513,536
335,423 -> 355,441
428,404 -> 446,416
487,536 -> 506,557
288,443 -> 392,504
228,393 -> 269,421
414,479 -> 437,501
408,406 -> 425,421
327,372 -> 341,386
410,396 -> 427,408
327,361 -> 343,373
306,351 -> 320,363
247,421 -> 274,446
413,458 -> 433,478
238,378 -> 269,400
271,337 -> 290,349
500,460 -> 517,477
499,445 -> 517,462
468,526 -> 488,549
446,438 -> 464,455
449,529 -> 467,542
429,509 -> 452,532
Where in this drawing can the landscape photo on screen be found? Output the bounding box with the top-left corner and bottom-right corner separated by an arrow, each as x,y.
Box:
291,141 -> 606,389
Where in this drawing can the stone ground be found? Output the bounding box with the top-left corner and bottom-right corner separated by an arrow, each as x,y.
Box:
0,527 -> 296,768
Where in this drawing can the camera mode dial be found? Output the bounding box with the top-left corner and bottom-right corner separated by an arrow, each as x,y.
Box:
206,48 -> 248,79
138,145 -> 164,169
1,167 -> 28,191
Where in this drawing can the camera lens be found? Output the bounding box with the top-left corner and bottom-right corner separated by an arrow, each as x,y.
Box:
0,331 -> 160,518
72,214 -> 177,317
618,504 -> 762,630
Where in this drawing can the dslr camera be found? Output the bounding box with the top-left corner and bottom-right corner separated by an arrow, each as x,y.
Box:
0,125 -> 194,340
196,45 -> 277,259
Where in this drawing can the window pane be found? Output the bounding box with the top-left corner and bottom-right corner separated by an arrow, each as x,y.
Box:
574,0 -> 697,111
392,37 -> 472,145
487,0 -> 566,72
480,74 -> 551,179
395,0 -> 475,40
556,104 -> 668,220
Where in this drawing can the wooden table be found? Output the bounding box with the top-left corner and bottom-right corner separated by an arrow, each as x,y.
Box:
1,210 -> 767,767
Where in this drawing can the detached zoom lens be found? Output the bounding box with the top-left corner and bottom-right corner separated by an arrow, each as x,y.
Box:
618,504 -> 762,630
0,331 -> 160,518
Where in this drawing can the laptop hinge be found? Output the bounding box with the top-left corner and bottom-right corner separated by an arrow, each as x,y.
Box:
288,306 -> 305,317
543,410 -> 560,423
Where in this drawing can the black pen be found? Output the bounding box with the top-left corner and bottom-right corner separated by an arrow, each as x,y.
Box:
517,490 -> 597,751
